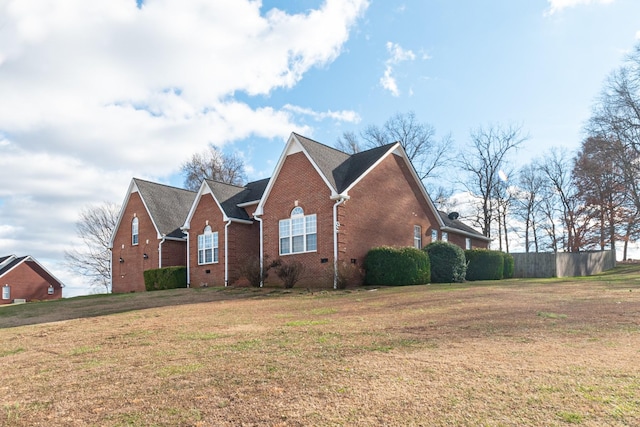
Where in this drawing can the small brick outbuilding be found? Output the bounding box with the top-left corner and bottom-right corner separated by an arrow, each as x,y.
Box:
0,255 -> 64,304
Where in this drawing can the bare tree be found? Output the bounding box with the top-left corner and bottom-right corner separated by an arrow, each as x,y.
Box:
538,148 -> 583,252
573,136 -> 628,251
588,42 -> 640,213
181,146 -> 246,191
459,123 -> 527,239
513,163 -> 545,252
65,202 -> 120,293
335,131 -> 361,154
494,166 -> 515,252
335,111 -> 454,190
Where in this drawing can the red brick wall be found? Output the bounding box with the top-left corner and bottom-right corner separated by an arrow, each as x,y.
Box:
188,194 -> 226,287
446,231 -> 488,250
261,152 -> 335,287
188,193 -> 260,287
0,262 -> 62,304
161,239 -> 187,267
112,191 -> 188,293
341,153 -> 442,267
227,221 -> 260,285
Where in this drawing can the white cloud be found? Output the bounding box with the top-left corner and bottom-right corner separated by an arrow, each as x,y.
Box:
282,104 -> 361,123
379,41 -> 416,97
0,0 -> 369,294
636,30 -> 640,39
545,0 -> 615,16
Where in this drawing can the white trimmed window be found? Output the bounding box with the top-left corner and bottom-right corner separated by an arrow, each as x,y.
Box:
465,238 -> 472,250
132,217 -> 139,245
442,231 -> 448,242
279,207 -> 317,255
414,225 -> 422,249
198,225 -> 218,264
2,285 -> 9,300
431,229 -> 438,242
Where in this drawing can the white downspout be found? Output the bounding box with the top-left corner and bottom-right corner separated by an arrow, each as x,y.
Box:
183,229 -> 190,287
224,219 -> 232,287
255,215 -> 264,287
332,196 -> 348,289
158,235 -> 166,268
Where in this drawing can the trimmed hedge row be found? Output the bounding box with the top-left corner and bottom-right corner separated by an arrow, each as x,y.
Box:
364,246 -> 430,286
502,252 -> 514,279
363,245 -> 513,285
424,241 -> 466,283
464,249 -> 515,281
143,266 -> 188,291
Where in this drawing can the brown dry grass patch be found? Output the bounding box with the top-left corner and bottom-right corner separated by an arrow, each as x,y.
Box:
1,265 -> 640,426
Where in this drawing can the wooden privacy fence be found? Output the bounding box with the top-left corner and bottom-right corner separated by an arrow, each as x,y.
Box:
512,250 -> 616,278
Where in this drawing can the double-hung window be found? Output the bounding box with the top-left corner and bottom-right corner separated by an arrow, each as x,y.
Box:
132,217 -> 139,245
279,207 -> 317,255
198,225 -> 218,264
414,225 -> 422,249
431,229 -> 438,242
442,231 -> 448,242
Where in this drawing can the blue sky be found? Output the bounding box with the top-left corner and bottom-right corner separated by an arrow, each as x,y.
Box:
1,0 -> 639,296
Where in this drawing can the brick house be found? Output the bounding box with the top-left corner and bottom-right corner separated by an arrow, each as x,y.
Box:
110,133 -> 489,292
110,178 -> 196,293
254,133 -> 490,287
0,255 -> 64,304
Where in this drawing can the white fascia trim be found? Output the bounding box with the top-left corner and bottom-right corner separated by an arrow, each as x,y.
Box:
391,146 -> 447,229
441,226 -> 492,242
109,179 -> 137,249
342,143 -> 401,194
255,133 -> 338,216
183,181 -> 211,230
1,256 -> 66,288
0,254 -> 16,270
228,218 -> 254,225
162,236 -> 187,242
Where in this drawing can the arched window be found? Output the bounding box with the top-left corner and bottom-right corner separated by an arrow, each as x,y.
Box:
132,217 -> 139,245
279,206 -> 317,255
198,225 -> 219,264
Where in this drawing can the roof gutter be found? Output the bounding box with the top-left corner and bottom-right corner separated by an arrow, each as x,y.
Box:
441,226 -> 492,242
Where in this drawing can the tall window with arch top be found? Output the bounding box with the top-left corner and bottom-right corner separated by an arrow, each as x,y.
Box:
279,206 -> 317,255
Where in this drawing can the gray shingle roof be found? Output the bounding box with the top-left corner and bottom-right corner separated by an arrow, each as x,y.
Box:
293,133 -> 395,193
206,178 -> 269,221
133,179 -> 197,238
0,255 -> 27,277
438,211 -> 486,238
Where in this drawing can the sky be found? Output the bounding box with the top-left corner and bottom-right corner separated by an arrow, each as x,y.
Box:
1,0 -> 639,297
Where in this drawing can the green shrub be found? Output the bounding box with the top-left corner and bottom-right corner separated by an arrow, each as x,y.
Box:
424,241 -> 467,283
364,246 -> 430,286
144,267 -> 187,291
502,252 -> 514,279
465,249 -> 504,281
